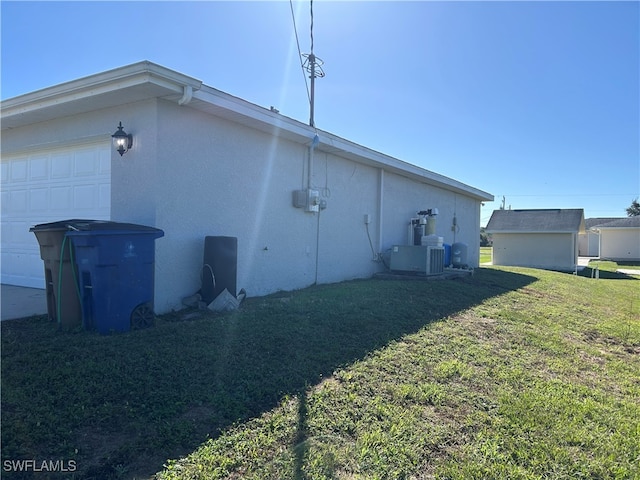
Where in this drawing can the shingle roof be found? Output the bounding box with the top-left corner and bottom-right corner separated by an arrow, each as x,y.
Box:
589,217 -> 640,229
486,209 -> 585,233
585,217 -> 621,229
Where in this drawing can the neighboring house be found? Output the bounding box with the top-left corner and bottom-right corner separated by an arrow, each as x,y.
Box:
579,218 -> 619,257
1,61 -> 493,314
586,217 -> 640,261
486,208 -> 585,271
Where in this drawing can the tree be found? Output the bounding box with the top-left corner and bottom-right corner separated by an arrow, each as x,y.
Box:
480,227 -> 492,247
626,198 -> 640,217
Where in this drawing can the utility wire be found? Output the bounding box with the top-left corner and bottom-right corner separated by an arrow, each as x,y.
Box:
289,0 -> 311,104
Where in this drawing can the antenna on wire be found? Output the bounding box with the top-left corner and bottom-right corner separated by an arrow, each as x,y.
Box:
301,0 -> 324,127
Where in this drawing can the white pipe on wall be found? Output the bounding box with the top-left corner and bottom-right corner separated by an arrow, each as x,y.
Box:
377,168 -> 384,258
307,134 -> 319,190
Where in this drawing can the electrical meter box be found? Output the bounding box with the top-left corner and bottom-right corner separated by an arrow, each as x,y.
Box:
306,189 -> 320,212
292,189 -> 320,212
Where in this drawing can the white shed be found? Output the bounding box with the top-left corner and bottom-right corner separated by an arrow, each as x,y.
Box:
1,61 -> 493,313
486,209 -> 585,271
590,217 -> 640,261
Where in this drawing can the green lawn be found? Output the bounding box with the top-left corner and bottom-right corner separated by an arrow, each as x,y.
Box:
480,246 -> 492,264
2,266 -> 639,479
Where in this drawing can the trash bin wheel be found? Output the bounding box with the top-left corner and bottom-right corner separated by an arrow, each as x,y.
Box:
131,303 -> 155,329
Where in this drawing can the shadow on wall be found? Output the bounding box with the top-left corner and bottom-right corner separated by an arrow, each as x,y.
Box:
0,269 -> 536,479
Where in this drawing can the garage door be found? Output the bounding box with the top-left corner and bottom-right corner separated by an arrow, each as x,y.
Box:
1,143 -> 111,288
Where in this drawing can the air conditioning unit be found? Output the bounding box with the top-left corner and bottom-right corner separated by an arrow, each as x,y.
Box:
426,246 -> 445,275
390,245 -> 444,275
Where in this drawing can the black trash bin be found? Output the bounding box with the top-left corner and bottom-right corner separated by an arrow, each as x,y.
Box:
201,236 -> 238,304
66,221 -> 164,334
30,220 -> 93,330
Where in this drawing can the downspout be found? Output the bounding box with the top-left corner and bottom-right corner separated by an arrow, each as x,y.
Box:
377,168 -> 384,260
315,208 -> 321,284
309,133 -> 320,283
178,85 -> 193,106
308,133 -> 319,190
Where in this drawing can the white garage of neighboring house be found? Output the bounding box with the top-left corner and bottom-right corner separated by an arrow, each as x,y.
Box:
486,208 -> 585,271
586,217 -> 640,261
1,61 -> 493,314
579,218 -> 618,257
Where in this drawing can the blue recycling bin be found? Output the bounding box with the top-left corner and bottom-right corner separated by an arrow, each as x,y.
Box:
444,244 -> 451,268
66,221 -> 164,334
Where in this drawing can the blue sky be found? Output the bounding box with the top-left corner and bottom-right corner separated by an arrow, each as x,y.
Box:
2,1 -> 638,225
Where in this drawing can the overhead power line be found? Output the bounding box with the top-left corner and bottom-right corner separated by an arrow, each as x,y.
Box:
289,0 -> 310,104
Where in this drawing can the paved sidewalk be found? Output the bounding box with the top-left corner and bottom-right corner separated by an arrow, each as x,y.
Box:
481,257 -> 592,270
577,257 -> 591,268
1,285 -> 48,321
616,269 -> 640,276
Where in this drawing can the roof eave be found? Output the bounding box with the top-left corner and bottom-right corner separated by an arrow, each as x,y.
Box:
191,86 -> 493,202
1,61 -> 203,130
486,230 -> 581,234
1,61 -> 493,202
594,226 -> 640,231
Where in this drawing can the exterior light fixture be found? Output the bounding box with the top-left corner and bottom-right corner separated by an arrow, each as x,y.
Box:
112,121 -> 133,156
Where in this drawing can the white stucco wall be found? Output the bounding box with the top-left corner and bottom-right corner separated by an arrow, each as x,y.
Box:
578,231 -> 600,257
381,173 -> 480,264
151,100 -> 323,310
109,100 -> 160,227
2,96 -> 487,314
492,232 -> 577,270
599,228 -> 640,261
146,99 -> 485,312
312,151 -> 381,285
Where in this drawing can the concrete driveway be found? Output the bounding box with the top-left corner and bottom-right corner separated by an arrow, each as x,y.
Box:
1,285 -> 48,321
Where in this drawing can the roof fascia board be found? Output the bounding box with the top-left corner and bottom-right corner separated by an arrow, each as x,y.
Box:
192,86 -> 314,140
317,131 -> 493,201
2,61 -> 492,202
2,61 -> 202,119
594,226 -> 640,231
486,230 -> 578,234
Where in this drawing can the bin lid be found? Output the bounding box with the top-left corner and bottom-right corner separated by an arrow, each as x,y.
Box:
30,219 -> 99,232
31,219 -> 163,236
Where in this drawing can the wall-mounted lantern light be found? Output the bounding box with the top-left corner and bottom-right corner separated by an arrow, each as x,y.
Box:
112,121 -> 133,156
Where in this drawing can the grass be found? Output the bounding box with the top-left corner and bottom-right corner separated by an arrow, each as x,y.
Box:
480,246 -> 492,264
2,266 -> 639,479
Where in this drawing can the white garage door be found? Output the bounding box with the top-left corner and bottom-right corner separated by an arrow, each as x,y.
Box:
1,143 -> 111,288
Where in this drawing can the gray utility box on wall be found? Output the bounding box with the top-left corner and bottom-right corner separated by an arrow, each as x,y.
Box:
390,245 -> 445,275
